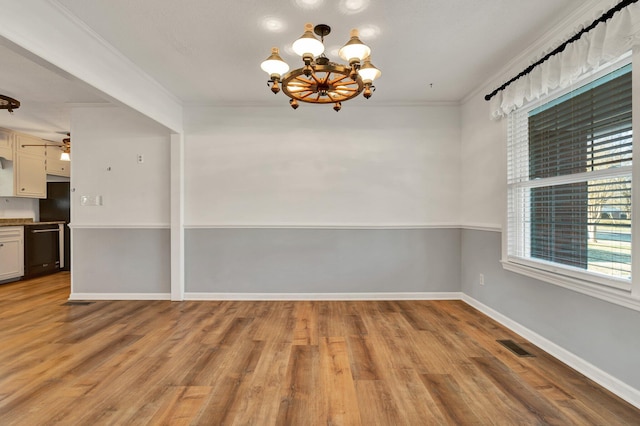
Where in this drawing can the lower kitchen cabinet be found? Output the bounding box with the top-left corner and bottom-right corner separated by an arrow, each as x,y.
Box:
0,226 -> 24,281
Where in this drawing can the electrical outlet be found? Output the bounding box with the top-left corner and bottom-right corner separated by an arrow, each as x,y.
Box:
479,273 -> 485,285
137,154 -> 144,164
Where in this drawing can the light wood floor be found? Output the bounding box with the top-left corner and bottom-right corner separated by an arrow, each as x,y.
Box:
0,273 -> 638,425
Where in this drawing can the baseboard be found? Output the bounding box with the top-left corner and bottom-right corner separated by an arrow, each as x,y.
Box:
461,294 -> 640,409
184,291 -> 463,301
69,292 -> 171,301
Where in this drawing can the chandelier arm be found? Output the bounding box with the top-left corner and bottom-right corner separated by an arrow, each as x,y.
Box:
299,92 -> 315,100
326,92 -> 338,102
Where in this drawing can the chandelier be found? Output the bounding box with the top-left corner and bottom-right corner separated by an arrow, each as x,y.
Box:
0,94 -> 20,113
261,23 -> 381,112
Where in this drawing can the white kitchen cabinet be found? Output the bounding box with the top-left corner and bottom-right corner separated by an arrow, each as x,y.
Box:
46,146 -> 70,177
16,151 -> 46,197
46,158 -> 70,177
0,226 -> 24,281
16,135 -> 46,198
0,131 -> 47,198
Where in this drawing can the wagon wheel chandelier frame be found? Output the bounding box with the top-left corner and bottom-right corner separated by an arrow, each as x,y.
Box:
261,23 -> 381,112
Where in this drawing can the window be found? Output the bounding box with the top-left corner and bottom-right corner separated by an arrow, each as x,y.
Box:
506,63 -> 632,291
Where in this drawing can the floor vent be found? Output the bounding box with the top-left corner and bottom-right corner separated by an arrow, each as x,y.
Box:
497,339 -> 535,357
62,301 -> 94,306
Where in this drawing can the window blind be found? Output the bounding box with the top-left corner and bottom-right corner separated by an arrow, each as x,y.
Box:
507,64 -> 632,284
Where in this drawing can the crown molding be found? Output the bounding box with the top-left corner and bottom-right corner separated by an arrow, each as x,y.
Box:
182,101 -> 461,109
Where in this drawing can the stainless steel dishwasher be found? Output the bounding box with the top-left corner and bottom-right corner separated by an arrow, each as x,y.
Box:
24,224 -> 61,278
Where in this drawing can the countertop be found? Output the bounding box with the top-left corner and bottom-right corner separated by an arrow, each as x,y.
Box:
0,218 -> 65,227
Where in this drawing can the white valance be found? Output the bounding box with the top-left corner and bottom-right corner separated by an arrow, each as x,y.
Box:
490,1 -> 640,119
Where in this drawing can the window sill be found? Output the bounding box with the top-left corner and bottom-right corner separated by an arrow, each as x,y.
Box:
501,260 -> 640,312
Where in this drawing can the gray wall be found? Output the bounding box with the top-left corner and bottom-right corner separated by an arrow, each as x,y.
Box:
73,228 -> 170,294
461,229 -> 640,390
185,228 -> 461,293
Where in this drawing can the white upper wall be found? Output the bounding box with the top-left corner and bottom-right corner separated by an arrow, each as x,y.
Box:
70,106 -> 171,227
460,93 -> 505,230
185,105 -> 461,227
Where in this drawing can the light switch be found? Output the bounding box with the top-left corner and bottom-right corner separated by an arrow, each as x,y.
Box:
80,195 -> 103,206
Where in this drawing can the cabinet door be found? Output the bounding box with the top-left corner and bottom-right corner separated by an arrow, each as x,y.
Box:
0,239 -> 24,280
0,129 -> 12,160
47,159 -> 70,177
16,152 -> 46,198
0,227 -> 24,281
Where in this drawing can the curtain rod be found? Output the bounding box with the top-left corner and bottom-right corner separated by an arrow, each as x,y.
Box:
484,0 -> 638,102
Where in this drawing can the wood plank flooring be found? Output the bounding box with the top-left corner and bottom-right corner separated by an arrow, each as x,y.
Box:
0,272 -> 638,425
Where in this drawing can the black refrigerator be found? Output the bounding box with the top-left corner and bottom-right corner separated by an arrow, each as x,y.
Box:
39,182 -> 71,271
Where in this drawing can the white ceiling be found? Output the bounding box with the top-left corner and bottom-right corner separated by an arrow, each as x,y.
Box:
0,0 -> 586,139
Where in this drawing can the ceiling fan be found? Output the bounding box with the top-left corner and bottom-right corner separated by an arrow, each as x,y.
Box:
60,133 -> 70,161
20,132 -> 70,161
